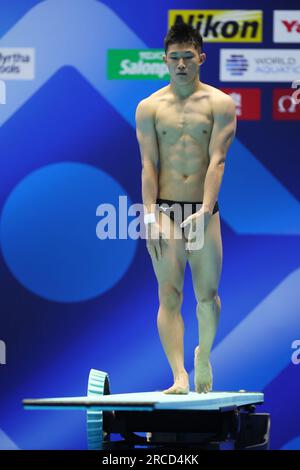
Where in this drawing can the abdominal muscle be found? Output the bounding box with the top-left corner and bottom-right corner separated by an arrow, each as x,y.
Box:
158,140 -> 209,202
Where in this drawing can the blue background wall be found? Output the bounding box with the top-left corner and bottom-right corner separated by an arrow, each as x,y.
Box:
0,0 -> 299,450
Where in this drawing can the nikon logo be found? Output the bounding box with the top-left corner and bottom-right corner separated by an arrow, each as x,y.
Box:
169,10 -> 263,43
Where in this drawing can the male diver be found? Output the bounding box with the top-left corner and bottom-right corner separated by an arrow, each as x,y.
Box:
136,23 -> 236,394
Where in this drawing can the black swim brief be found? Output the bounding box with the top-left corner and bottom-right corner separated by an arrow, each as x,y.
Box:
156,198 -> 219,227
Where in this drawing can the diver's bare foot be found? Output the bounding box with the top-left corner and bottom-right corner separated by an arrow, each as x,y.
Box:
194,346 -> 213,394
163,371 -> 189,394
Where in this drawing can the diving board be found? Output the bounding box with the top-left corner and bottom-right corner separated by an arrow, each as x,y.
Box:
22,369 -> 270,450
23,390 -> 264,411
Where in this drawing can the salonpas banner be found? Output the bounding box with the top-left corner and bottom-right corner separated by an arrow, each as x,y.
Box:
107,49 -> 169,80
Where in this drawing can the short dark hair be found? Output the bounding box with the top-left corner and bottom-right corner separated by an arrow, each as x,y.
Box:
164,22 -> 203,54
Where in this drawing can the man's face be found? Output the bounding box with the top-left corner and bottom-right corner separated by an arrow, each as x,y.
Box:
163,42 -> 206,84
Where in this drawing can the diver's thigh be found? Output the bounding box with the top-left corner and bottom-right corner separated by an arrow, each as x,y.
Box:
150,212 -> 187,287
187,212 -> 223,295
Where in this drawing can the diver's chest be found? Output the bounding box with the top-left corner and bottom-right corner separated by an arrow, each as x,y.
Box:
155,104 -> 212,142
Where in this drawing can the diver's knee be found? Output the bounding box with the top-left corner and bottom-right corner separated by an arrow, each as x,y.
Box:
197,290 -> 219,305
159,284 -> 183,311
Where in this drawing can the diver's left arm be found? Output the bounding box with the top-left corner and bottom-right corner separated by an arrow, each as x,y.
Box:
202,94 -> 237,215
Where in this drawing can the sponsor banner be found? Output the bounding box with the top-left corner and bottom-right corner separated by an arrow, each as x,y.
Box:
221,88 -> 261,120
0,80 -> 6,104
0,48 -> 35,80
273,88 -> 300,120
273,10 -> 300,43
168,10 -> 263,42
107,49 -> 169,80
220,49 -> 300,82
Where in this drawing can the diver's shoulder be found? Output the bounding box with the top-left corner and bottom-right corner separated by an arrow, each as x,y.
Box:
202,83 -> 232,101
201,83 -> 236,112
140,86 -> 170,104
136,87 -> 166,118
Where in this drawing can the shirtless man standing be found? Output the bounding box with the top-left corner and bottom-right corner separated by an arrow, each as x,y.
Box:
136,23 -> 236,394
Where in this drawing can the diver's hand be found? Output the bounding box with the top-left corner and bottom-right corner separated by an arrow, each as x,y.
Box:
146,220 -> 168,261
180,206 -> 212,252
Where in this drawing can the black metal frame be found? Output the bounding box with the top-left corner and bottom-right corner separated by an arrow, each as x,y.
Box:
101,404 -> 270,450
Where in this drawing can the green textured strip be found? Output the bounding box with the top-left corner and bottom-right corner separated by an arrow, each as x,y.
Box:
86,369 -> 110,450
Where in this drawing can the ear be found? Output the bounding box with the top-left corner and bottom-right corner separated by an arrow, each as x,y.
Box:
199,52 -> 206,66
162,54 -> 167,64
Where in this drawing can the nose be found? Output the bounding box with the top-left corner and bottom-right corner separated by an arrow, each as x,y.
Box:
177,58 -> 186,70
